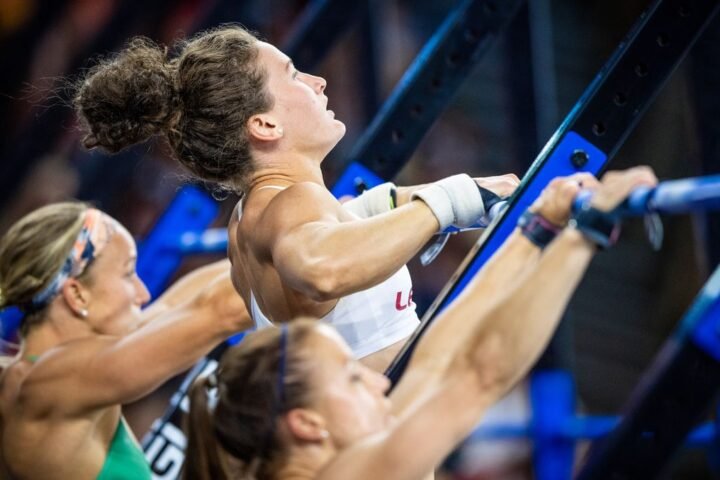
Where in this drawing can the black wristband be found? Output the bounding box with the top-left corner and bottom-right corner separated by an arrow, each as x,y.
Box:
477,185 -> 503,211
518,210 -> 562,249
569,203 -> 621,249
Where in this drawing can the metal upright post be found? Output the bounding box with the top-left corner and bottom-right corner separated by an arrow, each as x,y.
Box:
576,263 -> 720,479
385,0 -> 720,385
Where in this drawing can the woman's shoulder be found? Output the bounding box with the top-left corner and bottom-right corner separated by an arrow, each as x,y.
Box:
16,337 -> 116,390
251,182 -> 339,227
267,181 -> 334,204
0,357 -> 32,411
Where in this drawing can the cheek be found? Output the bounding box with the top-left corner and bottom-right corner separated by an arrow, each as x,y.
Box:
92,279 -> 137,317
325,390 -> 384,445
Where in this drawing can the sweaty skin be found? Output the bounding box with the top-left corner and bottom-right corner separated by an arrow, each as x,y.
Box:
0,248 -> 249,479
228,42 -> 520,370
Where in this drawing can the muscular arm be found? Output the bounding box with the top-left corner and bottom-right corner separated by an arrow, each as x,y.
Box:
140,259 -> 235,326
22,265 -> 251,416
268,183 -> 439,301
320,228 -> 595,480
389,229 -> 540,412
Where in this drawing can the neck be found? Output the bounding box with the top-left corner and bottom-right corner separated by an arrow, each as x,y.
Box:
22,307 -> 94,359
249,150 -> 327,193
276,442 -> 336,480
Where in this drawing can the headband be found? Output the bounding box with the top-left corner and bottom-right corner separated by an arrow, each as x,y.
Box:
26,208 -> 114,312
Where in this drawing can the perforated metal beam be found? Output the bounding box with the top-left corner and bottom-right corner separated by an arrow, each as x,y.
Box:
332,0 -> 526,195
385,0 -> 720,385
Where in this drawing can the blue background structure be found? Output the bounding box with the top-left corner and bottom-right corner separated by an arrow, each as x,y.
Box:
2,0 -> 720,478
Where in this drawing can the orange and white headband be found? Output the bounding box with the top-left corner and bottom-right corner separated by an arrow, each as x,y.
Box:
27,208 -> 114,311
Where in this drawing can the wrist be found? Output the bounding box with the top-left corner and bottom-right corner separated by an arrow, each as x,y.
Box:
517,210 -> 562,249
344,182 -> 398,218
568,203 -> 621,249
410,174 -> 484,230
395,186 -> 414,206
558,227 -> 597,251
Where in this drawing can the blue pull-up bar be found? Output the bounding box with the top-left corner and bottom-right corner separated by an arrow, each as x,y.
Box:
573,174 -> 720,217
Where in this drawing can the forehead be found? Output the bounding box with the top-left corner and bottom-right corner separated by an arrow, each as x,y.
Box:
256,41 -> 291,70
302,324 -> 354,373
91,218 -> 135,265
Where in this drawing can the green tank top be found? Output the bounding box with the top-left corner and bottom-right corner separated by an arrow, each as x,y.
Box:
23,356 -> 151,479
96,418 -> 152,480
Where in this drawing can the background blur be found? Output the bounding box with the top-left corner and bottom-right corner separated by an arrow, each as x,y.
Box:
1,0 -> 719,478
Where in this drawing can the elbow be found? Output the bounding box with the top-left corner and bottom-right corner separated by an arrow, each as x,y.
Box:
296,259 -> 348,302
467,333 -> 516,393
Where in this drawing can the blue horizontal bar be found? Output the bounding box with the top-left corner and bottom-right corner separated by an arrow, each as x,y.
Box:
468,416 -> 716,447
572,174 -> 720,217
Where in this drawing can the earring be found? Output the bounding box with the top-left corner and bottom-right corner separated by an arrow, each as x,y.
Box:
79,309 -> 89,319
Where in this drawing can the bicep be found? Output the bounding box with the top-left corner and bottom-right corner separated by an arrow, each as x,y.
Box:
264,194 -> 345,293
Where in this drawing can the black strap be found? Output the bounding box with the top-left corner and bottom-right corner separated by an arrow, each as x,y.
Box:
517,210 -> 562,249
569,203 -> 621,249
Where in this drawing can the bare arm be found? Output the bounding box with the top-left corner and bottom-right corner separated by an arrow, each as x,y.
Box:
267,183 -> 439,301
389,229 -> 540,412
390,172 -> 597,411
140,259 -> 234,326
320,167 -> 658,480
22,265 -> 251,415
320,227 -> 596,480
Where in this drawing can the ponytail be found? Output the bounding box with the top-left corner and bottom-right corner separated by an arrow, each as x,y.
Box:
183,374 -> 229,480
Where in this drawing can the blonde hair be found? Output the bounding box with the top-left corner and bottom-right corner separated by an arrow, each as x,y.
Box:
0,202 -> 88,336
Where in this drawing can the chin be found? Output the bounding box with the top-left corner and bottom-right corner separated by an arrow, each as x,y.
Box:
335,120 -> 347,136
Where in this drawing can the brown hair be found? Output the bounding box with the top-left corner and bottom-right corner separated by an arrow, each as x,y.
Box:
74,25 -> 274,192
184,320 -> 317,480
0,202 -> 88,336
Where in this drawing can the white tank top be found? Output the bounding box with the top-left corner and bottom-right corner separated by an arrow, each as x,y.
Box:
250,266 -> 419,358
241,185 -> 420,358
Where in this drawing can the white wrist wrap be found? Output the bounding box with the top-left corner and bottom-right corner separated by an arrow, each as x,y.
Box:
411,174 -> 485,230
343,182 -> 397,218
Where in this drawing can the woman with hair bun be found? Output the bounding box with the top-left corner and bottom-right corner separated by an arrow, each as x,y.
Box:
0,202 -> 250,479
183,167 -> 658,480
74,25 -> 520,371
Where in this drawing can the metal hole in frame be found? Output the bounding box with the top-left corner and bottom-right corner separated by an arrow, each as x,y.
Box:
592,121 -> 607,136
656,33 -> 670,47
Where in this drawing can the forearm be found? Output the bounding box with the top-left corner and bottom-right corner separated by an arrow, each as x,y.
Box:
410,230 -> 540,364
94,303 -> 239,405
392,230 -> 540,412
278,201 -> 439,300
464,228 -> 595,390
140,259 -> 232,324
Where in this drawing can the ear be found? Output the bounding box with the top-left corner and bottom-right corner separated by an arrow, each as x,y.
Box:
284,408 -> 328,442
247,113 -> 284,142
60,278 -> 91,319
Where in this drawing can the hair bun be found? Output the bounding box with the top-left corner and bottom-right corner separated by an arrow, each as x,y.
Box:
74,37 -> 180,153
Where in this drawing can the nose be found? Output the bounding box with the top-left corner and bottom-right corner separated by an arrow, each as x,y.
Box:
307,73 -> 326,94
134,275 -> 151,307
